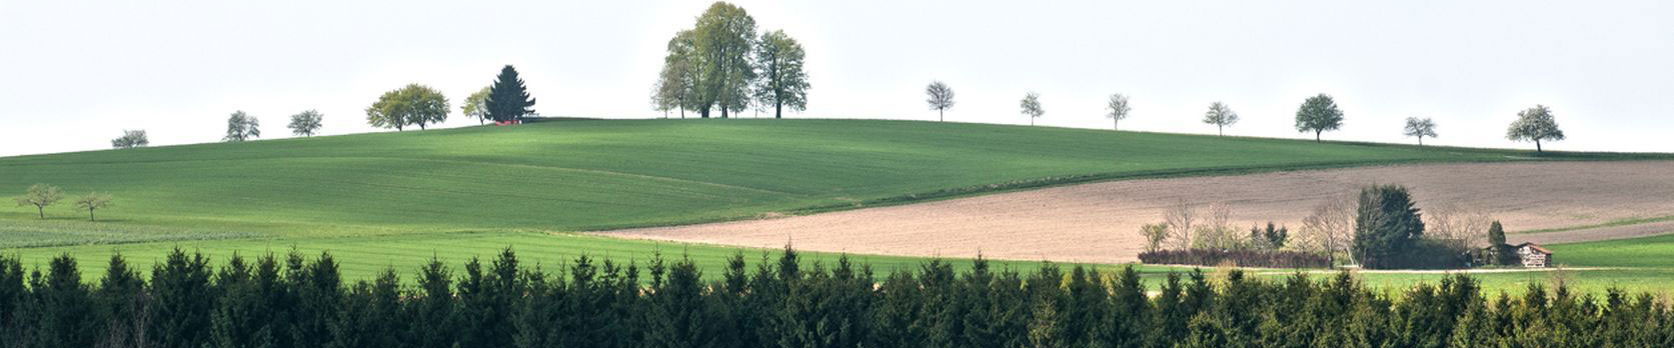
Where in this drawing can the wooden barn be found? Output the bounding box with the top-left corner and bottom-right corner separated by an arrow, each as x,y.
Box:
1513,242 -> 1554,268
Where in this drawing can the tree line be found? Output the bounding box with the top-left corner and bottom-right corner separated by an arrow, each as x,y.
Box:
3,249 -> 1671,348
920,84 -> 1567,151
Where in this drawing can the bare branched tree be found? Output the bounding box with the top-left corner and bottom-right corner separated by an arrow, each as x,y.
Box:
1425,204 -> 1494,249
1299,192 -> 1356,266
1164,200 -> 1198,250
925,81 -> 955,121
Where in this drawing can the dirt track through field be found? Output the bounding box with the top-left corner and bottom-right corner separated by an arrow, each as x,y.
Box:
596,161 -> 1674,264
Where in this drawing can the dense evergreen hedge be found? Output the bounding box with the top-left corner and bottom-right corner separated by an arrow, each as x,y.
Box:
1,248 -> 1670,348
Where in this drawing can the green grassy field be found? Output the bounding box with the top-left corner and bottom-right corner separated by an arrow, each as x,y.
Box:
1343,233 -> 1674,295
2,118 -> 1670,287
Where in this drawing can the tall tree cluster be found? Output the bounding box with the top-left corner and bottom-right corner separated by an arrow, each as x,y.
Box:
3,250 -> 1671,348
655,2 -> 809,119
366,84 -> 450,131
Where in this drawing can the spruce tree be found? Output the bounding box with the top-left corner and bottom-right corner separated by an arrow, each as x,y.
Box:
95,254 -> 147,348
148,248 -> 215,348
485,65 -> 537,122
34,254 -> 97,348
0,256 -> 25,342
409,258 -> 457,348
1351,184 -> 1425,269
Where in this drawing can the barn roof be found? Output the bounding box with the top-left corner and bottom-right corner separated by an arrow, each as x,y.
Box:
1515,242 -> 1553,255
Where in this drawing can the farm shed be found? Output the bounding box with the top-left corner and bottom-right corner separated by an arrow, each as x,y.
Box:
1513,242 -> 1553,268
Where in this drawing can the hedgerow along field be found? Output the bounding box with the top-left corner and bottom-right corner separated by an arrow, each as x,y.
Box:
2,118 -> 1670,282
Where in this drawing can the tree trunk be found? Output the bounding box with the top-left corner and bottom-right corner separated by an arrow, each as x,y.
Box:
721,107 -> 729,119
1315,130 -> 1322,142
1218,125 -> 1223,136
1114,119 -> 1118,131
1418,137 -> 1424,146
88,209 -> 95,222
37,206 -> 44,219
680,107 -> 686,119
1536,139 -> 1543,152
419,123 -> 426,130
775,102 -> 782,119
939,109 -> 944,122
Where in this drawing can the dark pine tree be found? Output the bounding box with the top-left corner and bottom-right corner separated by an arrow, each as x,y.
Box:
147,248 -> 215,348
95,253 -> 147,348
485,65 -> 538,123
408,258 -> 458,348
33,254 -> 97,348
0,256 -> 26,343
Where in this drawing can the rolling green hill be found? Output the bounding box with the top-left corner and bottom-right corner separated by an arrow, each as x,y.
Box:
2,118 -> 1666,280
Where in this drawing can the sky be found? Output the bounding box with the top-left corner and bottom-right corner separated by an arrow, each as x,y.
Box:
2,0 -> 1671,157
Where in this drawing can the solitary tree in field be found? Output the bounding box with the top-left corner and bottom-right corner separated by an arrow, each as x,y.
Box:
1106,93 -> 1131,131
1403,117 -> 1437,146
754,29 -> 809,119
111,130 -> 149,149
463,86 -> 491,124
1019,92 -> 1044,126
1201,102 -> 1238,136
925,81 -> 955,121
1294,94 -> 1344,142
14,183 -> 63,219
486,65 -> 537,122
1506,105 -> 1565,152
223,111 -> 261,142
288,110 -> 324,137
74,192 -> 112,222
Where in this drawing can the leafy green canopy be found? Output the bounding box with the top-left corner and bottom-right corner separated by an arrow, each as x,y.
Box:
223,111 -> 260,142
1506,105 -> 1565,152
1294,94 -> 1344,142
485,65 -> 536,122
366,84 -> 449,131
754,30 -> 809,119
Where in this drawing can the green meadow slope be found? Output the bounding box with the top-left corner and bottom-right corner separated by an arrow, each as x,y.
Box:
2,118 -> 1667,281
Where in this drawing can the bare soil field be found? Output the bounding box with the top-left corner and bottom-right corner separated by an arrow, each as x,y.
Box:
597,161 -> 1674,264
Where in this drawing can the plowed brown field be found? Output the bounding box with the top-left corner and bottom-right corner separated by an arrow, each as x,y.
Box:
596,161 -> 1674,264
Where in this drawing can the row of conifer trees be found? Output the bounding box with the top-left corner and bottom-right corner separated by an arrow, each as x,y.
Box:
1,248 -> 1670,348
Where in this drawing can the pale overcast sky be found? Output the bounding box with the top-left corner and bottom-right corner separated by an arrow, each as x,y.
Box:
2,0 -> 1671,157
